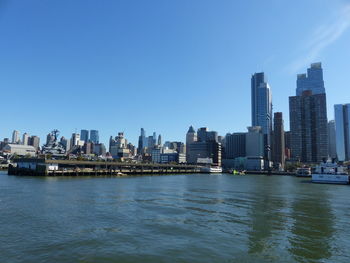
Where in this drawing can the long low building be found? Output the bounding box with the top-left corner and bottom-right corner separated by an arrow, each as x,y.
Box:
2,144 -> 36,156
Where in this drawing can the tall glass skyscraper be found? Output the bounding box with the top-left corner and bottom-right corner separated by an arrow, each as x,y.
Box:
251,73 -> 272,135
289,63 -> 328,163
90,130 -> 99,144
80,129 -> 89,143
251,72 -> 272,161
296,62 -> 325,96
334,104 -> 350,161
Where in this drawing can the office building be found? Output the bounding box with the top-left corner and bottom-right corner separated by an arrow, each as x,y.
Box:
272,112 -> 285,168
186,126 -> 221,166
289,64 -> 328,163
80,130 -> 89,143
22,133 -> 30,145
12,130 -> 20,144
246,126 -> 264,158
28,136 -> 40,150
328,120 -> 337,159
90,130 -> 99,144
334,104 -> 350,161
251,73 -> 272,160
296,62 -> 325,96
225,133 -> 246,159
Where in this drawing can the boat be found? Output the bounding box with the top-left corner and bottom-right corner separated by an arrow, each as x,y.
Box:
231,169 -> 245,175
200,166 -> 223,173
312,160 -> 349,184
296,167 -> 311,177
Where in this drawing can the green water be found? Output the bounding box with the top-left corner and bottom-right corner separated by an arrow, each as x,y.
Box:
0,171 -> 349,263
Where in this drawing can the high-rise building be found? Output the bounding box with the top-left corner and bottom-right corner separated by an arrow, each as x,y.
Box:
157,134 -> 162,146
12,130 -> 20,144
90,130 -> 99,144
225,133 -> 246,159
186,126 -> 221,166
80,129 -> 89,143
60,137 -> 71,152
138,128 -> 146,154
71,133 -> 82,147
328,120 -> 337,159
272,112 -> 285,168
334,104 -> 350,161
28,136 -> 40,150
289,76 -> 328,163
251,73 -> 272,161
246,126 -> 264,157
22,133 -> 30,145
296,62 -> 325,96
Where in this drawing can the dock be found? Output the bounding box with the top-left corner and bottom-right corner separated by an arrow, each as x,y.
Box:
8,158 -> 201,176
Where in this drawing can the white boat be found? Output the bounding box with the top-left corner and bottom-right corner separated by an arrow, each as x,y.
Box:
296,167 -> 311,177
200,166 -> 223,173
312,160 -> 349,184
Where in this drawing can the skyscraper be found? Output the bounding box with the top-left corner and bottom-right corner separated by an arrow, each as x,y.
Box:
22,133 -> 30,145
272,112 -> 285,168
12,130 -> 20,144
296,62 -> 325,96
80,129 -> 89,142
28,136 -> 40,150
289,63 -> 328,163
90,130 -> 99,144
157,134 -> 162,146
138,128 -> 146,154
327,120 -> 337,159
251,73 -> 272,161
246,126 -> 264,157
334,104 -> 350,161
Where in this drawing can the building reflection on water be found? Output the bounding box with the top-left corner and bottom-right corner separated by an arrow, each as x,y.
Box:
288,190 -> 335,263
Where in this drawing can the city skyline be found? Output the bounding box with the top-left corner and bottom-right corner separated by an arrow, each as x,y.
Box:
1,1 -> 350,145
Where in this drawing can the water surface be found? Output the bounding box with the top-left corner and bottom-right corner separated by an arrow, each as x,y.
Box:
1,171 -> 349,263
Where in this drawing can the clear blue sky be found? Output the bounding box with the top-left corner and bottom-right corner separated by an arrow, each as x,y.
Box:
1,0 -> 350,146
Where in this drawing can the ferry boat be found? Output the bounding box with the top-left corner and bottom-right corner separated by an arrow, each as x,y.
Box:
296,167 -> 311,177
200,166 -> 223,173
312,160 -> 349,184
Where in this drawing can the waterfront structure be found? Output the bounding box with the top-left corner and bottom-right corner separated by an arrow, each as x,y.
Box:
90,130 -> 99,144
225,133 -> 246,159
289,64 -> 328,163
272,112 -> 285,168
3,144 -> 36,156
296,62 -> 325,96
328,120 -> 337,159
80,129 -> 89,143
12,130 -> 20,144
246,126 -> 264,158
42,130 -> 66,155
251,73 -> 272,161
334,104 -> 350,161
22,133 -> 29,145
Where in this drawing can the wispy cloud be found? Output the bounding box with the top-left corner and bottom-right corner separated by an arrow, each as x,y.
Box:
287,4 -> 350,74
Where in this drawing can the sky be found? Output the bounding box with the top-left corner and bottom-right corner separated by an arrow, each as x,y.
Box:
1,0 -> 350,146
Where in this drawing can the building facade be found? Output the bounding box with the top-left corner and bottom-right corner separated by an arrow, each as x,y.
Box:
328,120 -> 337,159
334,104 -> 350,161
272,112 -> 285,168
296,62 -> 325,96
225,133 -> 246,159
289,91 -> 328,163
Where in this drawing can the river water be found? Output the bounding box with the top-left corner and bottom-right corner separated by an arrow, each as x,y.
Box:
0,171 -> 349,263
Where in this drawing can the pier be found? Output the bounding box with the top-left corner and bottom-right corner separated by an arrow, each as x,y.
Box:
8,158 -> 201,176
